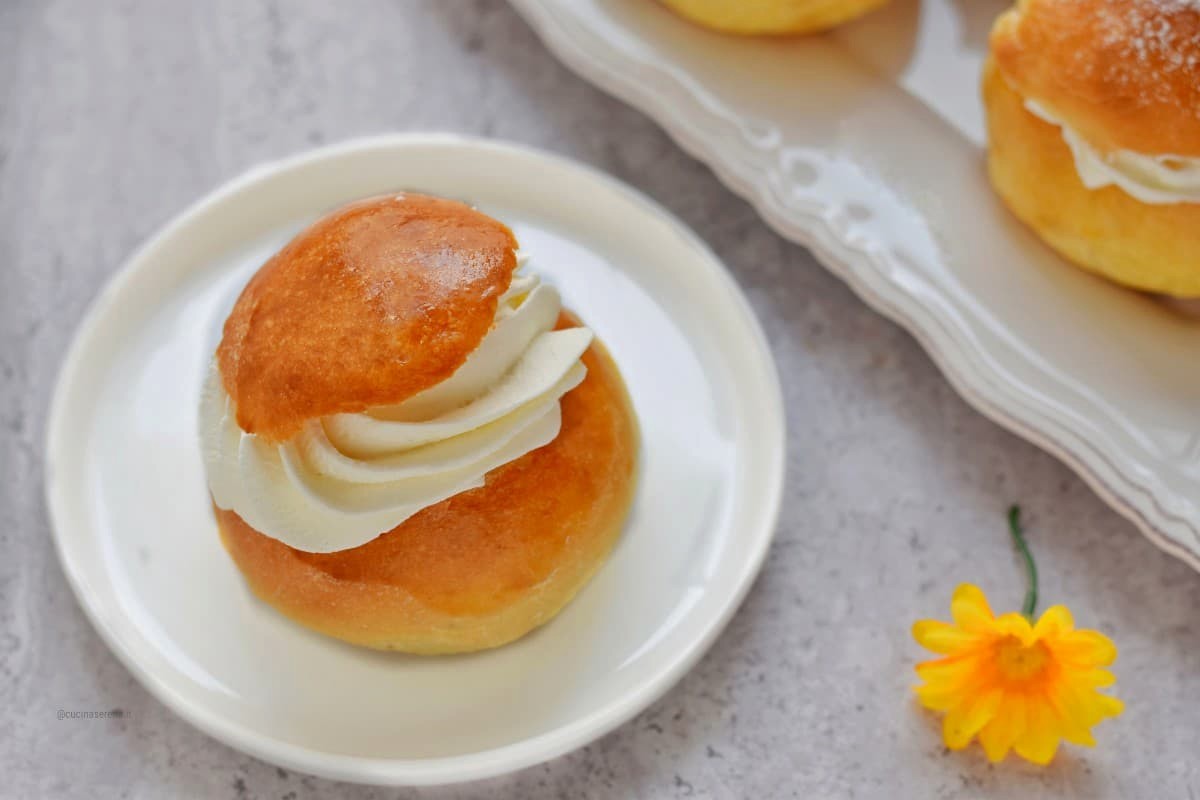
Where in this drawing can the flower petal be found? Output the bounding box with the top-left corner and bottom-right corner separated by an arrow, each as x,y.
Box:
1060,686 -> 1124,723
1047,682 -> 1109,745
1064,668 -> 1117,690
1014,699 -> 1061,765
951,584 -> 996,634
913,620 -> 987,655
1033,605 -> 1075,639
916,662 -> 993,710
943,689 -> 1003,750
914,683 -> 961,712
1095,694 -> 1124,720
993,612 -> 1035,645
978,692 -> 1025,763
1053,629 -> 1118,668
915,655 -> 994,711
915,651 -> 994,693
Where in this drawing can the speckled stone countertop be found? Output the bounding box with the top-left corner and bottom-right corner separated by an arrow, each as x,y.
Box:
2,1 -> 1197,798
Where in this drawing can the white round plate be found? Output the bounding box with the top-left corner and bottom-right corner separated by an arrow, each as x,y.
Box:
44,135 -> 785,785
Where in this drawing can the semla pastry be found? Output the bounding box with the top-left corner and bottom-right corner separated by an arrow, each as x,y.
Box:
200,194 -> 639,654
985,0 -> 1200,297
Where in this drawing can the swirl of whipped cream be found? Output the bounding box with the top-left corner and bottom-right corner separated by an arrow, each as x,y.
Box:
200,258 -> 593,553
1025,99 -> 1200,205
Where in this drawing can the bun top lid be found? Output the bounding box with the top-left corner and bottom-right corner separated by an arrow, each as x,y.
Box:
992,0 -> 1200,157
217,193 -> 518,443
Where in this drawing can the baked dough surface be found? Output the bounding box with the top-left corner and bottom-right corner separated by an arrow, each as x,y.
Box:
218,194 -> 518,443
991,0 -> 1200,157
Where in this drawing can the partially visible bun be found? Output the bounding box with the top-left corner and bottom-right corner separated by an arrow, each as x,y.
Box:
991,0 -> 1200,157
983,57 -> 1200,297
657,0 -> 890,35
217,194 -> 518,443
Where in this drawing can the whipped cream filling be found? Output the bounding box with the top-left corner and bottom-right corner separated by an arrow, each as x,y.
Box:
1024,99 -> 1200,205
200,256 -> 593,553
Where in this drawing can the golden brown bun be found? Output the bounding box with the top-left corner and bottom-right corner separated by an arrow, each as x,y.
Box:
218,194 -> 518,443
657,0 -> 889,35
216,312 -> 640,654
983,57 -> 1200,297
991,0 -> 1200,157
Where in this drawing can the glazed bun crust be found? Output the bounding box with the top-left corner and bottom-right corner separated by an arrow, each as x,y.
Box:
983,57 -> 1200,297
217,194 -> 518,443
215,312 -> 640,654
657,0 -> 890,35
991,0 -> 1200,156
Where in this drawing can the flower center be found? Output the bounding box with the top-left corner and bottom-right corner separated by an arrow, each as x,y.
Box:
995,636 -> 1050,682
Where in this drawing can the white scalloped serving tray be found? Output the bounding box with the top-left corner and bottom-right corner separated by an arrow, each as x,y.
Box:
510,0 -> 1200,569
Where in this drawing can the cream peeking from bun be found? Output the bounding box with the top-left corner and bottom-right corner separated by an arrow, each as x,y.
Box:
984,0 -> 1200,297
202,194 -> 639,653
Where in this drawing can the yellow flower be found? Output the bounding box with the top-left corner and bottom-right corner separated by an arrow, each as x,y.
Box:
912,584 -> 1123,765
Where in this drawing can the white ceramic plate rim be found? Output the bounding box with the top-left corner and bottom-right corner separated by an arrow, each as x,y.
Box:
509,0 -> 1200,572
43,133 -> 786,785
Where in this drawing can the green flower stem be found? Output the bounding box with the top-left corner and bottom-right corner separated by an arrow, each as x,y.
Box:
1008,505 -> 1038,619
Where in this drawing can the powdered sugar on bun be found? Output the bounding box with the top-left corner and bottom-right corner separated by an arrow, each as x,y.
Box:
992,0 -> 1200,156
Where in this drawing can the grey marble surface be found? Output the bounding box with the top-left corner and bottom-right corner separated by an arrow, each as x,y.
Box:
2,1 -> 1197,798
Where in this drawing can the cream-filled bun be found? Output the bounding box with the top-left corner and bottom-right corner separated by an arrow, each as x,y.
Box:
202,194 -> 639,654
985,0 -> 1200,297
